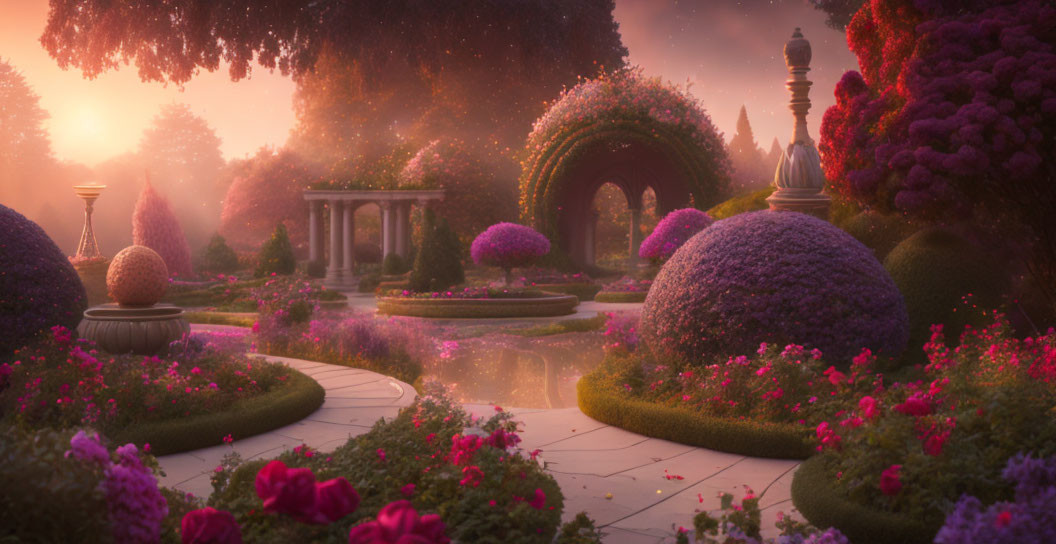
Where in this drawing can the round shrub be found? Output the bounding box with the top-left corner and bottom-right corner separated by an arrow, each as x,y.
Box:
841,211 -> 918,261
382,253 -> 409,276
197,233 -> 240,275
883,227 -> 1010,363
0,204 -> 86,356
638,208 -> 713,263
471,223 -> 550,285
107,245 -> 169,306
641,210 -> 908,366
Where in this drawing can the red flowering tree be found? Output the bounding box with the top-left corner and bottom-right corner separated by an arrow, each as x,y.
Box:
220,148 -> 320,253
471,223 -> 550,285
132,180 -> 193,278
819,0 -> 1056,305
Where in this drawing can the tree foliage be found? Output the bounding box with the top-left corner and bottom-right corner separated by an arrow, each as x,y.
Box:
819,0 -> 1056,306
809,0 -> 866,31
132,180 -> 193,278
0,58 -> 52,206
220,148 -> 320,253
255,224 -> 297,278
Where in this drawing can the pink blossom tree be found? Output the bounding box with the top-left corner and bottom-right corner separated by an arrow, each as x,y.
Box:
638,208 -> 713,263
132,179 -> 193,277
471,223 -> 550,285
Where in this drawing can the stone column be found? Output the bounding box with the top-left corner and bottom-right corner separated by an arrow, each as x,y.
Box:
628,206 -> 642,269
308,200 -> 323,263
395,201 -> 409,259
342,200 -> 355,279
767,28 -> 831,219
325,200 -> 343,286
380,201 -> 394,259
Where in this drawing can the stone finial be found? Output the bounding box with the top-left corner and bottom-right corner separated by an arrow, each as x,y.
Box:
768,28 -> 831,219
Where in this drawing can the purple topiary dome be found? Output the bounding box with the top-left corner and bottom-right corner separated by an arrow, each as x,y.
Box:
471,223 -> 550,284
639,208 -> 714,262
641,210 -> 908,365
0,204 -> 87,355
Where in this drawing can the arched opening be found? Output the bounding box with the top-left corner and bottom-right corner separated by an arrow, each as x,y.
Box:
589,183 -> 660,270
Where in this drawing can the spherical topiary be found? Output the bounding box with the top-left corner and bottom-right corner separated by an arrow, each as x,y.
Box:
107,246 -> 169,307
0,204 -> 87,355
840,210 -> 918,261
471,223 -> 550,285
883,227 -> 1011,364
638,208 -> 713,263
641,210 -> 909,366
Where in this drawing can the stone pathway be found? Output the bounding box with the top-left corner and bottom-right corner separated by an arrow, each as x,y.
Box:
167,322 -> 802,543
156,355 -> 417,499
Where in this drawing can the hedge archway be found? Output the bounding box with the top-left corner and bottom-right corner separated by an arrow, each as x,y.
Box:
520,69 -> 732,268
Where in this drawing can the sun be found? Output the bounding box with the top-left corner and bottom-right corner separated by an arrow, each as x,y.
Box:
72,106 -> 106,138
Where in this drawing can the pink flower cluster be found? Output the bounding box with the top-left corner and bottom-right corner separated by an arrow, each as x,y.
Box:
254,460 -> 361,524
471,223 -> 550,282
638,208 -> 713,262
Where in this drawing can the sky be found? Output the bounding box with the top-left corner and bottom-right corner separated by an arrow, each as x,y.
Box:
0,0 -> 858,167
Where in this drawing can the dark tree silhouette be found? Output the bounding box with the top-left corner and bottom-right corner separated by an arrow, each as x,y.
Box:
809,0 -> 866,31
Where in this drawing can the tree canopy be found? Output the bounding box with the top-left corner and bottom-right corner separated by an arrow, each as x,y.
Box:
0,59 -> 53,212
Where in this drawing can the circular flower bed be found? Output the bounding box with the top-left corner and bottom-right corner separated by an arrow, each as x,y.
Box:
0,327 -> 323,455
641,210 -> 909,366
0,204 -> 86,356
376,287 -> 578,319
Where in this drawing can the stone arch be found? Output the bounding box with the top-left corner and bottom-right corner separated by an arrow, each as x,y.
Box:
520,70 -> 732,268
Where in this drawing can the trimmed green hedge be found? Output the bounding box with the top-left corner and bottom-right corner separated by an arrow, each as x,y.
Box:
531,282 -> 601,302
791,456 -> 937,544
376,293 -> 578,318
109,368 -> 324,456
707,187 -> 774,220
509,314 -> 606,337
183,311 -> 257,328
594,291 -> 647,303
577,366 -> 813,459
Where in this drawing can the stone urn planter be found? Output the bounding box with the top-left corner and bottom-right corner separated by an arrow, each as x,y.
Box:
77,245 -> 190,355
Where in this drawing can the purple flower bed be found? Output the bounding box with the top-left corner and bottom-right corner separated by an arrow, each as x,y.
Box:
0,204 -> 87,357
641,211 -> 908,366
638,208 -> 713,262
601,277 -> 652,293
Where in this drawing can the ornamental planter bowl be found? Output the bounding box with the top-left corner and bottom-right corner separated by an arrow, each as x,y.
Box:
78,303 -> 190,355
376,293 -> 578,318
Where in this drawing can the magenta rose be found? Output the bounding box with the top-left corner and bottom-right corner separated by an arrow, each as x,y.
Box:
880,464 -> 903,496
310,477 -> 361,524
181,508 -> 242,544
894,394 -> 932,417
254,460 -> 317,520
348,500 -> 449,544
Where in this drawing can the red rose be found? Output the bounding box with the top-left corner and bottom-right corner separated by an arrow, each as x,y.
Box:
311,477 -> 360,524
880,464 -> 902,496
254,460 -> 317,519
348,500 -> 449,544
181,507 -> 242,544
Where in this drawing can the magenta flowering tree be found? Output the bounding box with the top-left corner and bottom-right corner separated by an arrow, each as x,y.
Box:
638,208 -> 713,263
132,180 -> 193,278
819,0 -> 1056,304
470,223 -> 550,285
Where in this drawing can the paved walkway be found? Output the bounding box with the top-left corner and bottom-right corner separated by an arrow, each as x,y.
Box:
159,352 -> 801,543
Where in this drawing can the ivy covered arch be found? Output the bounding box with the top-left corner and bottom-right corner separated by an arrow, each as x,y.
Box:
520,69 -> 732,268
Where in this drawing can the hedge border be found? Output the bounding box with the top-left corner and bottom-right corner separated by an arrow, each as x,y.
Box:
791,456 -> 938,544
594,291 -> 647,303
183,311 -> 258,328
109,368 -> 324,456
576,369 -> 813,459
530,283 -> 601,302
376,293 -> 578,318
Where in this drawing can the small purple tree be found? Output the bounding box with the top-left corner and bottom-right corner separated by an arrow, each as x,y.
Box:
471,223 -> 550,285
132,179 -> 193,278
638,208 -> 713,263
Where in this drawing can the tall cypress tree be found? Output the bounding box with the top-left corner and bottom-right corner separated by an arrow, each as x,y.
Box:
409,210 -> 464,292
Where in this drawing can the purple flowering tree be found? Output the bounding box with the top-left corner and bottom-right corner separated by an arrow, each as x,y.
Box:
471,223 -> 550,285
641,211 -> 909,365
638,208 -> 714,263
132,180 -> 193,278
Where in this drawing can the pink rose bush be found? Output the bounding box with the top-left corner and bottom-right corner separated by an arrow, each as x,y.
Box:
807,314 -> 1056,534
347,500 -> 449,544
471,223 -> 550,285
638,208 -> 713,263
181,507 -> 242,544
255,460 -> 360,524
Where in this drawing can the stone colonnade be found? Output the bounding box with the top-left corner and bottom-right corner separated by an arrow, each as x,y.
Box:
304,190 -> 444,289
